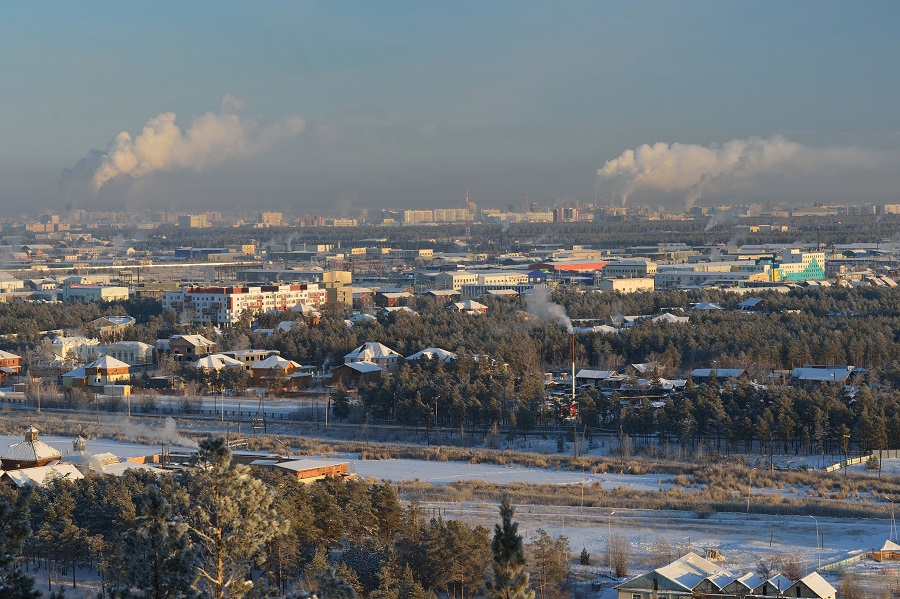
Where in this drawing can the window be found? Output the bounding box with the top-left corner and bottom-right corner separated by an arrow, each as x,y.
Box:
632,594 -> 641,599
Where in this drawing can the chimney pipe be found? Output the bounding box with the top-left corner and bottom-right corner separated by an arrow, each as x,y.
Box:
571,332 -> 576,403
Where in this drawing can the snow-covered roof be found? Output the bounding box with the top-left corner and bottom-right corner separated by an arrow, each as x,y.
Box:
276,321 -> 300,332
406,348 -> 457,362
450,300 -> 488,312
730,572 -> 763,591
106,340 -> 153,350
653,553 -> 732,592
1,464 -> 83,487
273,458 -> 348,472
195,354 -> 244,370
101,316 -> 136,326
348,313 -> 377,324
691,368 -> 747,378
0,349 -> 20,360
381,306 -> 416,315
790,572 -> 836,599
791,367 -> 852,381
62,366 -> 87,378
1,427 -> 62,463
171,334 -> 215,347
291,302 -> 320,315
86,355 -> 131,370
691,302 -> 723,311
252,355 -> 301,370
652,313 -> 690,324
342,361 -> 383,374
765,574 -> 794,593
345,342 -> 401,361
99,462 -> 166,477
572,325 -> 619,334
575,369 -> 617,380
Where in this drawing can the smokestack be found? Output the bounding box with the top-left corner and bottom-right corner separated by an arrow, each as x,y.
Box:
571,332 -> 576,403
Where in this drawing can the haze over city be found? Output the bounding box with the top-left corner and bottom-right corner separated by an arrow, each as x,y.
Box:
2,2 -> 900,214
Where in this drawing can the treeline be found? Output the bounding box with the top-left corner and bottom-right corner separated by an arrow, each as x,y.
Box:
0,439 -> 571,599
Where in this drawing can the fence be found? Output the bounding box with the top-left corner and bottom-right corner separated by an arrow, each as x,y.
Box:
825,449 -> 900,472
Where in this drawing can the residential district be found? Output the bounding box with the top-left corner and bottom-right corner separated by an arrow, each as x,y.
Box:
0,205 -> 898,599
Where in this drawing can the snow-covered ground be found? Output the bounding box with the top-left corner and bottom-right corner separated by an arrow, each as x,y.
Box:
347,455 -> 676,490
420,501 -> 896,590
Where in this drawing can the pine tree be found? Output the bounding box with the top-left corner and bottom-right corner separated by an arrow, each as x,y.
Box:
0,486 -> 40,599
123,484 -> 198,599
486,497 -> 534,599
331,385 -> 351,420
179,437 -> 288,599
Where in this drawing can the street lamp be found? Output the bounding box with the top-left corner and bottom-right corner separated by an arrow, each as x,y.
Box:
808,515 -> 820,571
608,510 -> 616,576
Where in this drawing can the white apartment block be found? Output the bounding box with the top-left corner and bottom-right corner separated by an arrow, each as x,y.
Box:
162,283 -> 327,325
435,270 -> 530,291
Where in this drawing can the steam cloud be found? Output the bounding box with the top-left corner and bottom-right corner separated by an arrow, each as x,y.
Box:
62,97 -> 305,192
596,135 -> 883,208
116,416 -> 198,448
526,287 -> 573,332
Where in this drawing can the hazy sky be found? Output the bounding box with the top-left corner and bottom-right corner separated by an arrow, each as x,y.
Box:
1,2 -> 899,214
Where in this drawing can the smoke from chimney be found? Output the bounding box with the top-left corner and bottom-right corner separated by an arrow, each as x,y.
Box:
526,287 -> 573,333
61,96 -> 305,194
596,135 -> 883,208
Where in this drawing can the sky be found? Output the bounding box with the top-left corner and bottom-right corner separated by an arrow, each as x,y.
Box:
1,2 -> 899,215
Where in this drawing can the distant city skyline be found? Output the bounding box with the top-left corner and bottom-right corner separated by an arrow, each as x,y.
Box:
1,2 -> 899,214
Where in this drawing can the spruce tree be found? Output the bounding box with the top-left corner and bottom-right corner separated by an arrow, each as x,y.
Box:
486,496 -> 534,599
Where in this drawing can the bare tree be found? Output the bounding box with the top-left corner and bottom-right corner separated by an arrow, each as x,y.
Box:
606,533 -> 631,578
647,537 -> 673,567
838,575 -> 863,599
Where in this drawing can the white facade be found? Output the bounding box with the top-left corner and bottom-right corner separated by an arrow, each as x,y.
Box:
50,336 -> 102,362
598,278 -> 655,293
104,341 -> 154,365
62,285 -> 130,302
163,283 -> 326,325
435,270 -> 529,291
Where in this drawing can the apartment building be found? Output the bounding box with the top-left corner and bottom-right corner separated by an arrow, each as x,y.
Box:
162,283 -> 327,325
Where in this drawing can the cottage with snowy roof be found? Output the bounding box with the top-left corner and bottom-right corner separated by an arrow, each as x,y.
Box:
344,342 -> 401,372
251,354 -> 310,390
615,553 -> 836,599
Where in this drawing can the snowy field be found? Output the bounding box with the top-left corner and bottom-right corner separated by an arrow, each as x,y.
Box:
419,501 -> 896,591
347,455 -> 676,490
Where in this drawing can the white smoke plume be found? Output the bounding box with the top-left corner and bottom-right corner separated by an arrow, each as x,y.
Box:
526,287 -> 573,332
62,97 -> 305,192
116,416 -> 198,448
596,135 -> 884,208
704,208 -> 741,231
